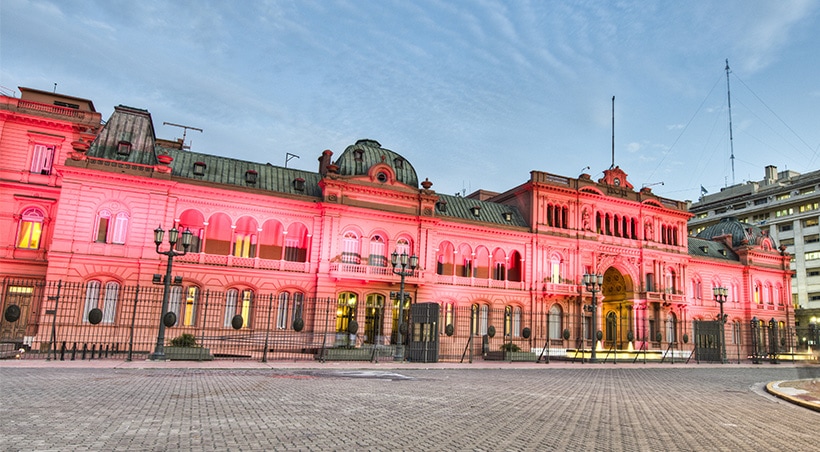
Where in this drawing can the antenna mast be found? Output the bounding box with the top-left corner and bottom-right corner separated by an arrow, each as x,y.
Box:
163,122 -> 203,150
725,59 -> 735,185
611,96 -> 615,169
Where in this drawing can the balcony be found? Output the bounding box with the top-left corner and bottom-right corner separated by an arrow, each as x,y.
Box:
175,253 -> 310,273
329,262 -> 423,283
434,274 -> 526,291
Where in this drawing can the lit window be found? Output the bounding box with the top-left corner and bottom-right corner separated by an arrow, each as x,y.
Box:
17,207 -> 44,249
30,144 -> 55,175
224,289 -> 253,328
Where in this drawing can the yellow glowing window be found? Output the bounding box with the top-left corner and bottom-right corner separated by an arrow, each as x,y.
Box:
17,208 -> 44,249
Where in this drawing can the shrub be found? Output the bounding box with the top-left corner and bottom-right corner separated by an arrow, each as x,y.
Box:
170,333 -> 197,347
499,342 -> 521,352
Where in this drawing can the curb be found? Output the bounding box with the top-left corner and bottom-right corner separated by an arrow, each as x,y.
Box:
766,380 -> 820,413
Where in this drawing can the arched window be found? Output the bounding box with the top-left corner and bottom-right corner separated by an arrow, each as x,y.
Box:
443,302 -> 455,330
336,292 -> 357,334
224,289 -> 253,328
548,254 -> 562,284
342,232 -> 360,264
457,244 -> 473,277
512,306 -> 522,337
82,280 -> 119,324
95,210 -> 130,244
479,304 -> 489,335
233,216 -> 258,258
167,286 -> 201,327
666,312 -> 677,343
276,292 -> 290,329
395,237 -> 411,256
606,312 -> 617,342
753,282 -> 761,304
364,293 -> 385,344
436,242 -> 455,275
548,304 -> 563,340
17,207 -> 44,249
369,235 -> 387,267
273,291 -> 304,330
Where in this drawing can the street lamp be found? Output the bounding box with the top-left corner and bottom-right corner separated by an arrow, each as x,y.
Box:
583,273 -> 604,363
149,225 -> 193,361
713,286 -> 728,364
391,251 -> 418,361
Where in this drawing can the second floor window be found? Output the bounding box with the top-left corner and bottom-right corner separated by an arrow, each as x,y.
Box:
95,210 -> 129,244
17,207 -> 44,249
30,144 -> 55,175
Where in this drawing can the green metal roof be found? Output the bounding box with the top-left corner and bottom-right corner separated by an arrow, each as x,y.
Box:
435,193 -> 528,227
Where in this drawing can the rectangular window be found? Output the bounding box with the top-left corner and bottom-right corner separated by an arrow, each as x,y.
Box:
276,293 -> 289,329
780,238 -> 794,246
779,224 -> 793,232
776,193 -> 791,201
30,144 -> 55,175
183,286 -> 198,326
807,270 -> 820,277
754,198 -> 768,205
775,208 -> 794,217
96,216 -> 109,242
807,235 -> 820,244
800,203 -> 819,213
805,252 -> 820,261
804,218 -> 819,227
112,213 -> 128,244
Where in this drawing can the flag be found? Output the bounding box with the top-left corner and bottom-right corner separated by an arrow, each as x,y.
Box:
700,185 -> 708,195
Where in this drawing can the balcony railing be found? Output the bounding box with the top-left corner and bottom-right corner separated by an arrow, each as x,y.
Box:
175,253 -> 310,272
433,274 -> 526,291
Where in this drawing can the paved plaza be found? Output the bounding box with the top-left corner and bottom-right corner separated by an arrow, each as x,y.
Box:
0,361 -> 818,451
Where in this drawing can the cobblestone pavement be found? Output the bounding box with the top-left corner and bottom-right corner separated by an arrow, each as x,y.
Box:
1,363 -> 818,451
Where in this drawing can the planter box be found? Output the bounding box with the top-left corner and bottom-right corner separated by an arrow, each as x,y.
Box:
484,351 -> 537,362
317,347 -> 393,361
164,346 -> 213,361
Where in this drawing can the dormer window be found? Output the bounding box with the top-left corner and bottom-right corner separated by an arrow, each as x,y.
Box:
193,161 -> 207,176
354,149 -> 364,161
437,201 -> 447,213
471,206 -> 481,217
245,169 -> 258,184
293,177 -> 305,191
700,246 -> 708,253
503,212 -> 512,222
394,157 -> 404,169
117,141 -> 132,156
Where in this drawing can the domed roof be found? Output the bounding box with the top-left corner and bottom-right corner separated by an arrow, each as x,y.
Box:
335,139 -> 419,188
695,216 -> 777,249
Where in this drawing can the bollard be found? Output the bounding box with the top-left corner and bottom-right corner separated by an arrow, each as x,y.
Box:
60,341 -> 66,361
81,343 -> 88,360
71,342 -> 77,360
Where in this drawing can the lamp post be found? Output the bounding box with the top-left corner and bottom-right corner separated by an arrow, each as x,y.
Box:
391,251 -> 418,361
149,225 -> 193,361
713,286 -> 728,364
583,273 -> 604,363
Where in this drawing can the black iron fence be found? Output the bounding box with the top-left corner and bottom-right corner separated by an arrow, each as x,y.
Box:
1,279 -> 816,363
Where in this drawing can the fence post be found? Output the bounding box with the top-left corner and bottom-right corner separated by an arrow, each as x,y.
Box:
127,285 -> 140,362
47,280 -> 62,361
262,293 -> 274,363
199,290 -> 210,351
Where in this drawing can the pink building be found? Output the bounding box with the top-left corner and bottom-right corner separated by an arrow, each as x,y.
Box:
0,88 -> 796,362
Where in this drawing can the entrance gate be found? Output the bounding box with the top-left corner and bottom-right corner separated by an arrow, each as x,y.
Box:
693,320 -> 722,363
407,302 -> 439,363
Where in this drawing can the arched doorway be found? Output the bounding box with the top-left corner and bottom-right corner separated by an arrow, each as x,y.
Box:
601,267 -> 635,349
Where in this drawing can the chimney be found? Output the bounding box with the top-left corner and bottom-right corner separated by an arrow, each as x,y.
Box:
318,149 -> 333,176
764,165 -> 777,185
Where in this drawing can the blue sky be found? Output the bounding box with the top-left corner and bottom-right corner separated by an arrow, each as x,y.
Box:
2,0 -> 819,202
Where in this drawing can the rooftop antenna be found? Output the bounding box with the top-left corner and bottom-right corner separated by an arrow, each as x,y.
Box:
285,152 -> 300,168
726,59 -> 736,185
163,122 -> 203,150
642,181 -> 664,189
53,83 -> 57,93
611,95 -> 615,169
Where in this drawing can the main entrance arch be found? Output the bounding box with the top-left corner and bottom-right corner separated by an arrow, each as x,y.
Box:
601,267 -> 635,350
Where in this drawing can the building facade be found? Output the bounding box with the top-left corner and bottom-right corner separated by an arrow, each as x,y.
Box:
689,165 -> 820,346
0,88 -> 798,361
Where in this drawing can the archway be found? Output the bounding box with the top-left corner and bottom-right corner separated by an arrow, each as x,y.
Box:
601,267 -> 635,349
